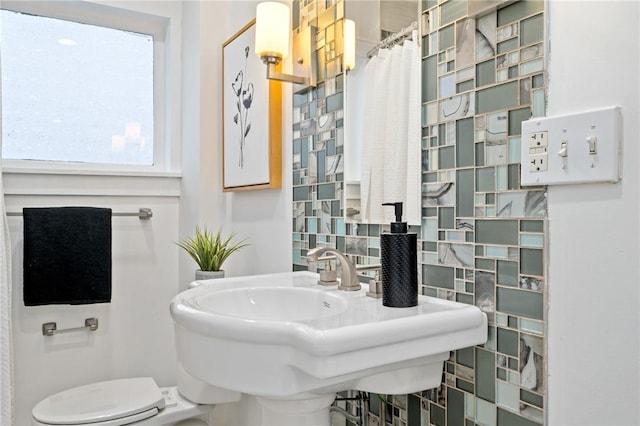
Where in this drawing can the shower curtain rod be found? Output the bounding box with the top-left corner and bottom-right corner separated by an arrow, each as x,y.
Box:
367,21 -> 419,59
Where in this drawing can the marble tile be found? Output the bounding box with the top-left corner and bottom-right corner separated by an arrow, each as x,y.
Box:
496,191 -> 546,217
476,12 -> 497,62
497,23 -> 518,42
424,182 -> 456,206
456,18 -> 476,69
440,92 -> 475,121
438,243 -> 474,267
475,270 -> 496,323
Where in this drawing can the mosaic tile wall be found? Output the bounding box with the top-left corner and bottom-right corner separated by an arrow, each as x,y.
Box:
292,1 -> 547,425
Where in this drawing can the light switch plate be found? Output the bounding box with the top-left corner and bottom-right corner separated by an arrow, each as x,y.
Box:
520,106 -> 621,186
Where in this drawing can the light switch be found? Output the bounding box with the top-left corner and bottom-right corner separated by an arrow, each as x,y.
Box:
520,106 -> 621,186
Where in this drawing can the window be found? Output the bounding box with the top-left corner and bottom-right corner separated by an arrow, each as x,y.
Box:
0,2 -> 168,170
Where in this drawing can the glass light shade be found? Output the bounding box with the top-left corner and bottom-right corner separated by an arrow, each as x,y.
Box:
344,19 -> 356,71
255,2 -> 290,60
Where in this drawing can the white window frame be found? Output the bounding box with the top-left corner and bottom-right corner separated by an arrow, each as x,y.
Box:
0,0 -> 181,181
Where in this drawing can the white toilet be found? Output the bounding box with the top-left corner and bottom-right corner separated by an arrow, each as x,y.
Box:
31,377 -> 212,426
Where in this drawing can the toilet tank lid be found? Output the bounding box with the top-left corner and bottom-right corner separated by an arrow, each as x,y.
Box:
32,377 -> 165,425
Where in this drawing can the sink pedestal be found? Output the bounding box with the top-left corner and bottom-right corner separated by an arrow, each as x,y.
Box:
256,394 -> 336,426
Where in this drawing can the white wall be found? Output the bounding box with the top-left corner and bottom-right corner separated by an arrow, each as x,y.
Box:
178,0 -> 292,290
546,1 -> 640,424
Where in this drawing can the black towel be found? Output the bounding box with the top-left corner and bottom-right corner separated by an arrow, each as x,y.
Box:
23,207 -> 112,306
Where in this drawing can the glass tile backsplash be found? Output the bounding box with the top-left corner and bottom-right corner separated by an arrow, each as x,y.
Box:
292,1 -> 546,425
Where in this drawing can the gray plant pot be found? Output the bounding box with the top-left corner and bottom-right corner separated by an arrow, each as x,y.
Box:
195,270 -> 225,280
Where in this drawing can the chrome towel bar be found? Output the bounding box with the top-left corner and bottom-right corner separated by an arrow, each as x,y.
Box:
42,318 -> 99,336
7,207 -> 153,220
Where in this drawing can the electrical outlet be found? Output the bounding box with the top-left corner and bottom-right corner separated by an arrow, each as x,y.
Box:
520,106 -> 621,186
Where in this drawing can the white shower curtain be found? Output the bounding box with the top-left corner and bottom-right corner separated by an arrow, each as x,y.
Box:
360,33 -> 421,226
0,36 -> 14,426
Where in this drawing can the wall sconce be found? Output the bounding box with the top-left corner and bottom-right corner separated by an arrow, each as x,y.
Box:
255,2 -> 316,87
344,19 -> 356,72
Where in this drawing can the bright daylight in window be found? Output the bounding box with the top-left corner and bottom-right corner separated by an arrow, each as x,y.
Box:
1,9 -> 154,166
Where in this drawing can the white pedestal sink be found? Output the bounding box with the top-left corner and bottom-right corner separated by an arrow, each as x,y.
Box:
170,271 -> 487,425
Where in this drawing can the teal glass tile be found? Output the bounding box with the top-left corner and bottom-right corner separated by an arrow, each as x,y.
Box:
508,315 -> 518,328
439,146 -> 455,169
331,200 -> 340,216
509,107 -> 531,136
486,246 -> 508,259
440,0 -> 466,25
497,327 -> 519,357
497,165 -> 508,190
508,65 -> 519,79
457,169 -> 475,217
458,378 -> 474,394
532,73 -> 545,88
369,224 -> 380,237
408,394 -> 421,426
497,381 -> 520,413
293,186 -> 309,201
509,136 -> 521,163
294,91 -> 309,107
456,118 -> 475,167
497,407 -> 541,426
486,324 -> 496,351
431,403 -> 445,426
423,218 -> 438,241
305,202 -> 313,216
335,218 -> 345,235
439,24 -> 455,51
317,183 -> 335,200
425,287 -> 438,297
476,59 -> 496,87
423,55 -> 438,102
497,1 -> 544,26
477,167 -> 496,191
325,93 -> 343,113
457,346 -> 475,368
457,293 -> 474,305
476,397 -> 496,426
520,13 -> 544,46
497,287 -> 544,320
508,357 -> 519,371
466,393 -> 476,420
476,81 -> 519,114
425,172 -> 438,183
476,258 -> 495,271
476,245 -> 484,256
520,58 -> 544,75
521,389 -> 544,408
457,80 -> 475,93
476,142 -> 485,167
425,207 -> 438,217
521,248 -> 543,276
293,249 -> 301,264
307,218 -> 317,233
497,260 -> 518,286
520,233 -> 544,248
476,348 -> 496,403
456,268 -> 464,279
497,37 -> 518,54
423,0 -> 437,12
497,367 -> 507,381
486,193 -> 496,204
508,164 -> 520,189
424,264 -> 455,289
447,387 -> 465,426
476,220 -> 519,245
439,207 -> 455,229
532,88 -> 546,117
508,370 -> 520,385
520,318 -> 543,335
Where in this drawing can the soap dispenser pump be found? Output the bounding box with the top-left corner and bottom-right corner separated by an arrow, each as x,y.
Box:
381,202 -> 418,307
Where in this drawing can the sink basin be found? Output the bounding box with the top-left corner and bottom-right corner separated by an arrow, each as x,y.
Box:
170,271 -> 487,425
191,286 -> 348,321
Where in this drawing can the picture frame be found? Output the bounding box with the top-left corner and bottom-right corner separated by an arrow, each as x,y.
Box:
222,19 -> 282,191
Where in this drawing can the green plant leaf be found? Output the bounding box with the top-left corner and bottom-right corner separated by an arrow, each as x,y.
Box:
176,226 -> 249,271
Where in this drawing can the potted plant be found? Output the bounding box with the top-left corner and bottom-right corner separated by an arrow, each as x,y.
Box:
177,226 -> 249,280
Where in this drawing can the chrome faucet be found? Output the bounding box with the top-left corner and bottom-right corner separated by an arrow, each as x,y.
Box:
306,247 -> 361,291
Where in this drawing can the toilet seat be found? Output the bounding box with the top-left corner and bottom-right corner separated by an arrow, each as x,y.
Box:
32,377 -> 165,425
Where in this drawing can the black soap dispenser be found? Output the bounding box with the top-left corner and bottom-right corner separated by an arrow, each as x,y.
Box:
381,202 -> 418,308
